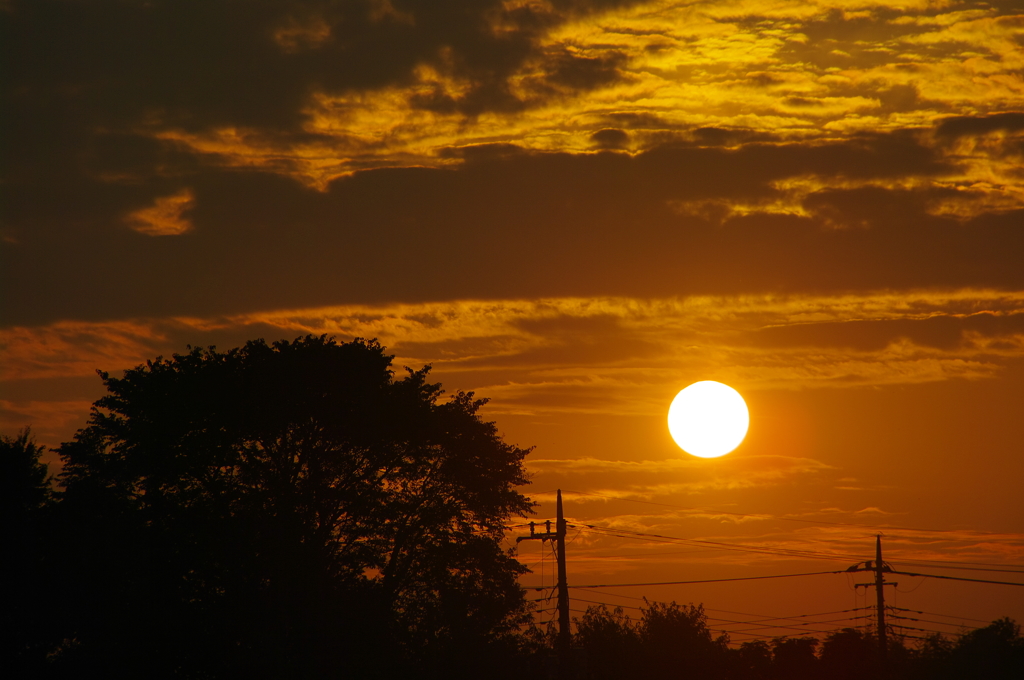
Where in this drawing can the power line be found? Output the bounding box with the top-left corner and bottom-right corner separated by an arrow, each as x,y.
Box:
569,523 -> 1024,574
705,606 -> 871,625
582,549 -> 712,560
560,599 -> 876,627
570,597 -> 645,611
891,607 -> 993,625
574,587 -> 646,601
891,560 -> 1024,575
888,623 -> 974,636
714,628 -> 796,642
572,524 -> 862,563
892,570 -> 1024,587
708,614 -> 871,628
559,600 -> 876,643
536,570 -> 843,591
710,616 -> 871,635
556,488 -> 1018,536
890,614 -> 983,630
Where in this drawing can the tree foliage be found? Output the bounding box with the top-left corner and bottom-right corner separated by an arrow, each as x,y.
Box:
1,428 -> 56,672
907,617 -> 1024,680
566,603 -> 1024,680
51,336 -> 533,679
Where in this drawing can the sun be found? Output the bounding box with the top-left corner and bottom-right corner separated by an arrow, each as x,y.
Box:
668,381 -> 749,458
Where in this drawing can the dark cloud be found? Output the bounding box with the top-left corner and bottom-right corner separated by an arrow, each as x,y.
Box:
935,112 -> 1024,139
590,128 -> 629,149
600,111 -> 676,130
802,186 -> 931,229
543,48 -> 626,90
3,0 -> 532,131
1,0 -> 642,195
874,84 -> 927,114
689,128 -> 754,147
401,314 -> 666,369
4,121 -> 1024,328
438,143 -> 529,161
752,313 -> 1024,352
393,335 -> 526,364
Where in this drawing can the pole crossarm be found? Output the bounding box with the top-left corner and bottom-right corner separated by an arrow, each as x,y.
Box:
515,490 -> 571,680
845,561 -> 894,573
844,535 -> 894,680
515,520 -> 558,543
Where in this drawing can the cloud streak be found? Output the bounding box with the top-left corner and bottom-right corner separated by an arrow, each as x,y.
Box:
5,288 -> 1024,445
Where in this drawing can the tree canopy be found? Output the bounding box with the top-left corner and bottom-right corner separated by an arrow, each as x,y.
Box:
1,429 -> 56,673
52,336 -> 534,679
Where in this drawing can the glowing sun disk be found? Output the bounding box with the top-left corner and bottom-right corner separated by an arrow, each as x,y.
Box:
668,381 -> 749,458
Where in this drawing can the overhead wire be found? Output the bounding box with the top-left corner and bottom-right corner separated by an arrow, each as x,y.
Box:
891,569 -> 1024,587
708,616 -> 872,636
566,522 -> 1024,575
555,488 -> 1020,537
557,599 -> 876,643
888,623 -> 971,636
570,597 -> 644,612
574,587 -> 646,601
891,607 -> 992,624
571,523 -> 867,563
708,606 -> 868,626
563,600 -> 876,627
889,614 -> 983,630
891,560 -> 1024,575
704,606 -> 871,625
515,512 -> 1021,637
539,570 -> 843,591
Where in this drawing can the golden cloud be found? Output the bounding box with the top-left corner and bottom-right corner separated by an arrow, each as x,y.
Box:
135,0 -> 1023,202
4,288 -> 1024,452
124,188 -> 196,236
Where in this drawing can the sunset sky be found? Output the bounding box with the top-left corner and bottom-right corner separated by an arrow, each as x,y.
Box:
3,0 -> 1024,643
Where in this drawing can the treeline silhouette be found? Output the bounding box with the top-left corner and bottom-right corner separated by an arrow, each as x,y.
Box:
560,601 -> 1023,680
4,337 -> 533,679
2,336 -> 1022,679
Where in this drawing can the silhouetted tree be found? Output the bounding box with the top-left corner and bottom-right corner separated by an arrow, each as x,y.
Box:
771,636 -> 819,680
907,632 -> 954,680
818,628 -> 877,680
0,428 -> 57,673
733,639 -> 773,680
640,601 -> 730,679
573,605 -> 642,679
53,336 -> 533,679
947,617 -> 1024,680
904,619 -> 1024,680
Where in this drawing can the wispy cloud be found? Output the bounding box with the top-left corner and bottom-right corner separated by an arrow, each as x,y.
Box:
5,288 -> 1024,444
125,189 -> 196,236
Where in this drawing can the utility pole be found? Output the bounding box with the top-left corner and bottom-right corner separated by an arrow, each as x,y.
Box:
846,535 -> 896,680
555,489 -> 571,666
517,489 -> 572,679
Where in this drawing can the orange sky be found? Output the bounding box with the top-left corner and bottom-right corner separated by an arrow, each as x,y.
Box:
3,0 -> 1023,643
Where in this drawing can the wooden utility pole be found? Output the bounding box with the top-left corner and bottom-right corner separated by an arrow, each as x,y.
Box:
555,489 -> 571,669
517,489 -> 572,679
846,535 -> 895,680
873,535 -> 888,671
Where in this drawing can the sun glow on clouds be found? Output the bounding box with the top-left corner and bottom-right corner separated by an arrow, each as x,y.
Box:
144,1 -> 1024,209
125,189 -> 196,236
4,290 -> 1024,426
